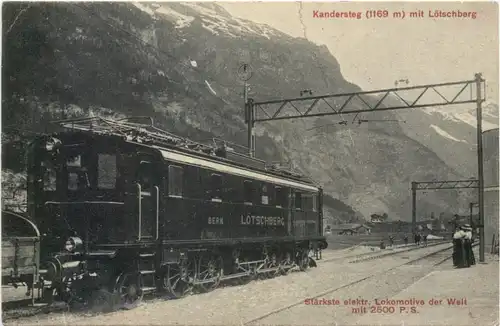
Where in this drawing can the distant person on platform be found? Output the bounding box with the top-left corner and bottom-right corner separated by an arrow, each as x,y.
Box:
423,233 -> 428,247
389,235 -> 394,247
403,234 -> 408,246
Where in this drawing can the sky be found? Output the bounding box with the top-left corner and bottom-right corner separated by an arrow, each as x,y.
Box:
221,1 -> 499,104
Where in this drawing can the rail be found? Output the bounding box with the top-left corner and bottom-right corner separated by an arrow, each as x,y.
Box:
244,243 -> 455,325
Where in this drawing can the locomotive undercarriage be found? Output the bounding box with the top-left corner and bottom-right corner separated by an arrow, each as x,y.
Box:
33,241 -> 322,312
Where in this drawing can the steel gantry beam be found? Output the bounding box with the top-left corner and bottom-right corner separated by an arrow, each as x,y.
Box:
247,78 -> 485,125
245,73 -> 487,262
413,180 -> 479,190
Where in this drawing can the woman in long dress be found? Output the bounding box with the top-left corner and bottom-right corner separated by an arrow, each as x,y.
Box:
462,224 -> 475,266
453,227 -> 467,268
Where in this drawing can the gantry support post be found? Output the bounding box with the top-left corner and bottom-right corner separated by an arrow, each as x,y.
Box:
475,73 -> 485,263
411,182 -> 417,232
469,202 -> 474,227
245,93 -> 255,158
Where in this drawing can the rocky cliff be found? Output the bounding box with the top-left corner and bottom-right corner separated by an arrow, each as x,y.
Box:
2,2 -> 475,222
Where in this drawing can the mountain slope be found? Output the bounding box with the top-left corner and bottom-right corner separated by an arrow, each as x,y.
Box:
2,2 -> 473,221
394,102 -> 499,177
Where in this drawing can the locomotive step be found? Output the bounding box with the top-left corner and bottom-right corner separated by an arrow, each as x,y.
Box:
141,286 -> 156,293
139,253 -> 155,258
193,278 -> 223,285
220,272 -> 251,281
256,267 -> 280,274
139,270 -> 156,275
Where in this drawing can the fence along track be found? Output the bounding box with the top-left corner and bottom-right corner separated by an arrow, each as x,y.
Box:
243,243 -> 454,325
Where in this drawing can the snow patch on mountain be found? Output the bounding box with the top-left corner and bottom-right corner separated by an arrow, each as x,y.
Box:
205,80 -> 217,96
186,3 -> 273,39
155,6 -> 195,29
421,105 -> 499,131
132,2 -> 155,16
132,2 -> 276,39
430,125 -> 468,143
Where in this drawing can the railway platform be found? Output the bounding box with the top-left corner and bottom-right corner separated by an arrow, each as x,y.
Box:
354,254 -> 499,326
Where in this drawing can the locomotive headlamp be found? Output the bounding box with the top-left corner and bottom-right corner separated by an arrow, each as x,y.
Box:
64,237 -> 83,252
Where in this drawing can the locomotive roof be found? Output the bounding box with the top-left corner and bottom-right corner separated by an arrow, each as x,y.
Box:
40,117 -> 320,192
158,148 -> 318,192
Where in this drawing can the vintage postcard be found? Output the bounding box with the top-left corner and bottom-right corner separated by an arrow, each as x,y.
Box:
2,1 -> 499,325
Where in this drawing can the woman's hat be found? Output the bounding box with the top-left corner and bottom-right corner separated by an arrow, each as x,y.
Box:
461,224 -> 473,231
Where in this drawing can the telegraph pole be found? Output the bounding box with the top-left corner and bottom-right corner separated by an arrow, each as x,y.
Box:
475,73 -> 485,263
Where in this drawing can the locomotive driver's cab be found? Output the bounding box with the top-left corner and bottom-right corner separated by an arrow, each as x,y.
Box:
26,133 -> 161,257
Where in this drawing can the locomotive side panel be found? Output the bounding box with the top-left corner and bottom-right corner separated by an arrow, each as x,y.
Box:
292,190 -> 320,238
229,178 -> 289,239
163,160 -> 295,241
163,163 -> 201,241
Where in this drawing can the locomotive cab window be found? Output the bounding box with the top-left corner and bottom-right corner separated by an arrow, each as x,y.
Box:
261,185 -> 269,205
295,192 -> 302,210
275,186 -> 287,208
168,165 -> 184,197
303,194 -> 313,211
243,180 -> 253,205
137,161 -> 153,192
67,155 -> 81,167
65,154 -> 91,191
312,194 -> 318,212
210,173 -> 223,202
97,154 -> 117,189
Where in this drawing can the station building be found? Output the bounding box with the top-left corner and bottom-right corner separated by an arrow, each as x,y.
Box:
483,128 -> 499,254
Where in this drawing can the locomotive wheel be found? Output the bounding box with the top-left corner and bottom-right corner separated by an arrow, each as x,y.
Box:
232,258 -> 253,285
280,252 -> 293,275
162,260 -> 194,299
196,255 -> 222,292
261,253 -> 280,279
88,289 -> 115,313
297,250 -> 310,271
114,272 -> 144,310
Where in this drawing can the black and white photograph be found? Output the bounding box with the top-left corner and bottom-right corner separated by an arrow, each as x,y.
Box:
1,1 -> 499,325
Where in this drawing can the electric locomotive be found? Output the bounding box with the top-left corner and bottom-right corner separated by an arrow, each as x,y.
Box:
2,116 -> 327,309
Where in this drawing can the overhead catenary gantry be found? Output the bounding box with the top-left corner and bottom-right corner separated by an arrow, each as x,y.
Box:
410,179 -> 479,231
244,73 -> 487,262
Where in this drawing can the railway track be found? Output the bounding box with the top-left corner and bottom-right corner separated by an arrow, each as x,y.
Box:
1,241 -> 452,321
319,240 -> 448,264
243,243 -> 454,325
